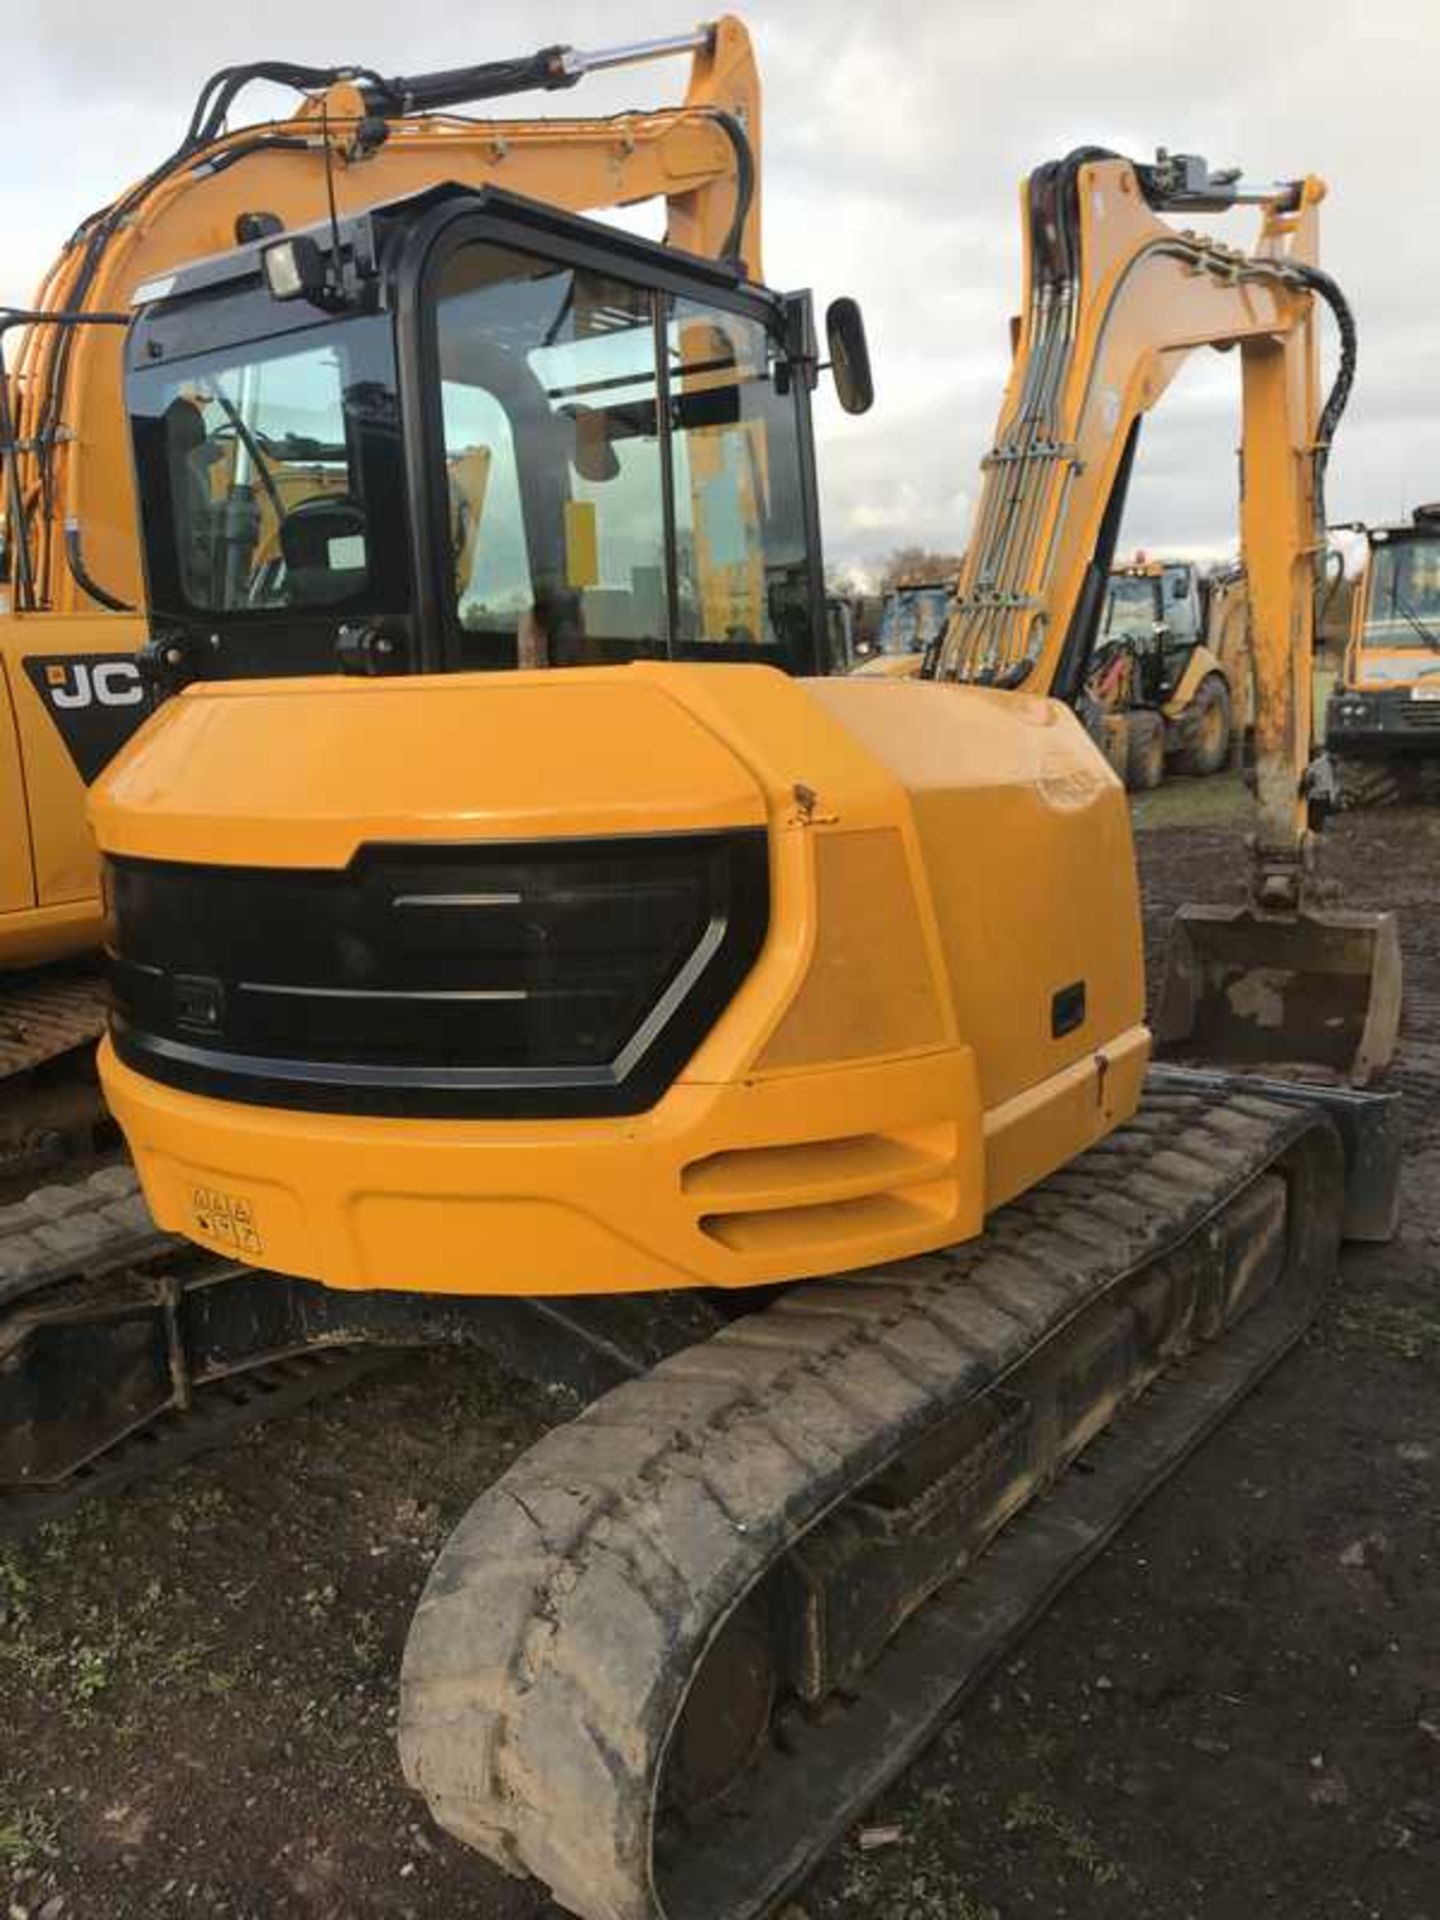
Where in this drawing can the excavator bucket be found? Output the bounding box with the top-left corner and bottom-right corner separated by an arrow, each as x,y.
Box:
1155,903 -> 1402,1086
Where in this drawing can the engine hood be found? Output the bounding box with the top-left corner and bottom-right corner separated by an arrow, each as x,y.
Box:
91,664 -> 773,868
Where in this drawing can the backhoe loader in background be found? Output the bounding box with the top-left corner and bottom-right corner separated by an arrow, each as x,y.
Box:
0,21 -> 765,1190
1087,556 -> 1250,789
43,59 -> 1400,1911
1325,503 -> 1440,804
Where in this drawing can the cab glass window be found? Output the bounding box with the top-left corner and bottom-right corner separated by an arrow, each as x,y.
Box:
1102,575 -> 1162,640
132,318 -> 399,615
433,241 -> 817,671
1365,539 -> 1440,650
667,299 -> 811,654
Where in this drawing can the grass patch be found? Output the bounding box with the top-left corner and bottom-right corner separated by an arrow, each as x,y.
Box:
0,1558 -> 241,1725
829,1849 -> 999,1920
1130,769 -> 1250,833
0,1804 -> 57,1871
1335,1293 -> 1440,1360
1003,1790 -> 1130,1889
166,1480 -> 232,1535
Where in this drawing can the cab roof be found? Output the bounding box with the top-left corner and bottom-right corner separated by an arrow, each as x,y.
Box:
128,180 -> 755,314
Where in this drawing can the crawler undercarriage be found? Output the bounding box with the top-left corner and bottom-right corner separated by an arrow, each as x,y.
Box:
2,1071 -> 1398,1920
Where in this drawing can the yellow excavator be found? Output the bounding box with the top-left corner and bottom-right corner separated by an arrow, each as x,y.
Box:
5,23 -> 1407,1920
0,22 -> 763,1181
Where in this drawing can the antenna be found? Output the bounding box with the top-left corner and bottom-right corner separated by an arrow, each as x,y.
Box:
319,99 -> 345,293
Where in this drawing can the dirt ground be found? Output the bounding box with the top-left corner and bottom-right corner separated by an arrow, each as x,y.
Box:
4,784 -> 1439,1920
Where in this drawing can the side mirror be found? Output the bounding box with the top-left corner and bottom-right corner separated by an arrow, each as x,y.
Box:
825,298 -> 874,416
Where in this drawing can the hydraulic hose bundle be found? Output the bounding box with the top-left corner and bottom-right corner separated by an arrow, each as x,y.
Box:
12,29 -> 753,610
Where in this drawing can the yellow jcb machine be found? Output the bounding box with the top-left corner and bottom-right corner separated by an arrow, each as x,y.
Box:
1324,503 -> 1440,804
7,28 -> 1406,1920
0,22 -> 770,1184
1087,556 -> 1251,789
852,572 -> 958,674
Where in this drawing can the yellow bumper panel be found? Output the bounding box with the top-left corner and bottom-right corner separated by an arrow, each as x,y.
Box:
101,1039 -> 987,1296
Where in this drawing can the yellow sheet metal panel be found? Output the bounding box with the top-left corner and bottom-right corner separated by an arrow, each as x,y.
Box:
803,677 -> 1147,1113
564,500 -> 600,588
0,613 -> 147,918
0,899 -> 105,970
982,1024 -> 1149,1209
92,669 -> 770,866
1349,647 -> 1440,691
756,827 -> 946,1070
100,1040 -> 986,1295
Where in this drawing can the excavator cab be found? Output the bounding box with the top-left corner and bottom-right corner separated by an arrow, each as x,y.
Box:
127,183 -> 840,688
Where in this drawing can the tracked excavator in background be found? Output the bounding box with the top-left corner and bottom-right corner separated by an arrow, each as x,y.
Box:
2,20 -> 1407,1918
0,21 -> 767,1189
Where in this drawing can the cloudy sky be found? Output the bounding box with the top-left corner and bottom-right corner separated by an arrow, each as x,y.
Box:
6,0 -> 1438,579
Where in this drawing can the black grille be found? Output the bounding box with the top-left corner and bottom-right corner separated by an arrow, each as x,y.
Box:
107,831 -> 769,1117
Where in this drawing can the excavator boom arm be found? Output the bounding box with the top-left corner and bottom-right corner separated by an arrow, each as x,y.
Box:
937,152 -> 1332,877
939,148 -> 1396,1080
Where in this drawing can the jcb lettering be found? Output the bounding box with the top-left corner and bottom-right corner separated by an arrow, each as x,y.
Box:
48,661 -> 144,710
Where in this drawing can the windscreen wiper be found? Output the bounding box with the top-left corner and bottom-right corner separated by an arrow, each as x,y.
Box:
1389,585 -> 1440,652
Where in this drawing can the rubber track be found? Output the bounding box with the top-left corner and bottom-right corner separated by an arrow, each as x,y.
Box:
0,1163 -> 387,1530
0,967 -> 108,1079
1,1349 -> 394,1535
0,1162 -> 167,1307
1397,992 -> 1440,1148
399,1086 -> 1328,1920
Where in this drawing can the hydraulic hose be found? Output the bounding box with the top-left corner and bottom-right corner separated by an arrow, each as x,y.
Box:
706,111 -> 755,267
63,520 -> 133,613
24,35 -> 741,592
1287,262 -> 1358,540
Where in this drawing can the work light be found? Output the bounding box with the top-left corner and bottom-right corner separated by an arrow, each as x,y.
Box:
261,235 -> 328,304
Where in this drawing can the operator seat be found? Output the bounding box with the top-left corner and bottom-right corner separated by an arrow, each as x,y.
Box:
278,496 -> 368,607
163,396 -> 218,605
